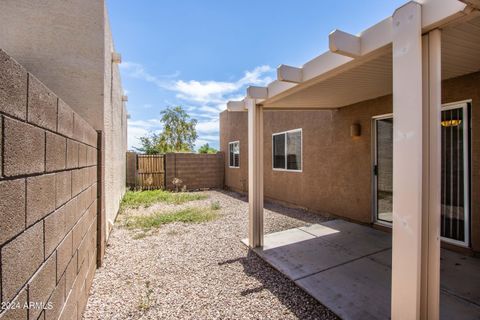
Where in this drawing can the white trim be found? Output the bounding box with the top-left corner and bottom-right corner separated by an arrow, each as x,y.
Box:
228,141 -> 240,169
272,128 -> 303,173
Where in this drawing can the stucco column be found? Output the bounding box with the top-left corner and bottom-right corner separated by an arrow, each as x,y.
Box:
391,2 -> 441,319
247,98 -> 264,248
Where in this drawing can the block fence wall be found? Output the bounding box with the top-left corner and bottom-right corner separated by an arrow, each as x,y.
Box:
0,50 -> 100,319
126,152 -> 224,191
164,153 -> 224,191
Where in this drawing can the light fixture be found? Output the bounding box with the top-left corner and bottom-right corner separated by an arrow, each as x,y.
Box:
350,123 -> 361,138
441,119 -> 462,127
122,95 -> 128,102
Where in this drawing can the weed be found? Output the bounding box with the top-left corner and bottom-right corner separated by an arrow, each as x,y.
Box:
124,207 -> 218,230
210,201 -> 221,210
121,190 -> 207,209
138,281 -> 154,311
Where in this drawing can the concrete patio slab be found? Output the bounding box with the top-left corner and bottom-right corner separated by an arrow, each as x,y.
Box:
296,250 -> 391,320
441,249 -> 480,304
245,219 -> 480,319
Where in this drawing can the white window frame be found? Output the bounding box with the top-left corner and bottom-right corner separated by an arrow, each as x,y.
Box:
228,141 -> 240,168
272,128 -> 303,173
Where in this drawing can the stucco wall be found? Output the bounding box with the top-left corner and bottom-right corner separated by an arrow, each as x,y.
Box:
0,0 -> 105,130
220,96 -> 391,223
220,72 -> 479,251
0,0 -> 128,240
103,7 -> 127,238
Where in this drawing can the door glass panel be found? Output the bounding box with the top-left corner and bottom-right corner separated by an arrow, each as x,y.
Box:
441,107 -> 467,243
376,118 -> 393,223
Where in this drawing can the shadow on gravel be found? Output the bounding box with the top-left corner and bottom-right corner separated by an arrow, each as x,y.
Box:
218,251 -> 339,320
216,189 -> 332,225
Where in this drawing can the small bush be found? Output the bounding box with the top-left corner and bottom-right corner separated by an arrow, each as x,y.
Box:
121,189 -> 207,209
124,207 -> 218,230
210,201 -> 221,210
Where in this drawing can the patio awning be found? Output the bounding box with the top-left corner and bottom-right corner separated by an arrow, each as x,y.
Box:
227,0 -> 480,111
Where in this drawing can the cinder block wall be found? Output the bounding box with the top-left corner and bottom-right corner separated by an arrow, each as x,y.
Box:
165,153 -> 224,191
0,0 -> 128,243
0,50 -> 98,319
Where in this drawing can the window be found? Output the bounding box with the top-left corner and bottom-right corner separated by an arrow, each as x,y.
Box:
229,141 -> 240,168
272,129 -> 302,171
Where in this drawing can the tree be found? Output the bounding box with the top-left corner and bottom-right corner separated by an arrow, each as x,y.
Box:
135,106 -> 198,154
198,143 -> 217,154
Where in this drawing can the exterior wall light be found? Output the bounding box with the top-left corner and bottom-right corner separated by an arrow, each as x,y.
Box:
122,95 -> 128,102
441,119 -> 461,127
350,123 -> 361,138
112,52 -> 122,64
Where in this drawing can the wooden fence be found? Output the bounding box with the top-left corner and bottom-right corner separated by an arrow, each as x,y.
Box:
126,153 -> 165,189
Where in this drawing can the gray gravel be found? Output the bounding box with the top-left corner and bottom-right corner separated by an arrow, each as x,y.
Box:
83,190 -> 339,320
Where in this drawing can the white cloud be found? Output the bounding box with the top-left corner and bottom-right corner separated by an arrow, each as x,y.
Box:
196,119 -> 219,134
169,65 -> 273,105
123,62 -> 273,150
127,126 -> 148,151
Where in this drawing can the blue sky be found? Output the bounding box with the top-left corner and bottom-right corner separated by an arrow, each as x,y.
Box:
108,0 -> 406,151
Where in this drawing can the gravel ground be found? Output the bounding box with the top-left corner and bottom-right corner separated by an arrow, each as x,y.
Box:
83,190 -> 339,320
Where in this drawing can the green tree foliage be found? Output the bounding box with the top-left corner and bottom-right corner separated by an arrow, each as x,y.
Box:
198,143 -> 218,154
136,106 -> 198,154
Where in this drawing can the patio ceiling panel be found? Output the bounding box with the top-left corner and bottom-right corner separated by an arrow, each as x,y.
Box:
262,46 -> 392,110
442,15 -> 480,80
260,14 -> 480,111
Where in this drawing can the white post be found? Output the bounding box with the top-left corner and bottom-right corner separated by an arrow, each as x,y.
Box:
247,98 -> 264,248
392,2 -> 442,319
420,29 -> 442,320
391,2 -> 423,319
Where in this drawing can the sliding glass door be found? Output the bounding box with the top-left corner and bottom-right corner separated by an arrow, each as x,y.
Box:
441,103 -> 470,246
372,103 -> 470,247
373,115 -> 393,224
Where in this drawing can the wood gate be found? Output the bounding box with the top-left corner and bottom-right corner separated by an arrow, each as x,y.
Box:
130,154 -> 165,190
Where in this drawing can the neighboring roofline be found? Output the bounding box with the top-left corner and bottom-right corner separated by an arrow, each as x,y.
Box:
226,0 -> 469,111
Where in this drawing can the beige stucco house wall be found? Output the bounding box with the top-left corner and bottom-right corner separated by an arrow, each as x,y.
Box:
220,72 -> 480,253
0,0 -> 127,238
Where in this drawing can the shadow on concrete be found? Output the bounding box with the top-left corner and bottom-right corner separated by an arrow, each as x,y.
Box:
217,250 -> 340,320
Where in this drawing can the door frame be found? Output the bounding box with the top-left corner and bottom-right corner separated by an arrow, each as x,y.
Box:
371,113 -> 394,227
440,100 -> 471,247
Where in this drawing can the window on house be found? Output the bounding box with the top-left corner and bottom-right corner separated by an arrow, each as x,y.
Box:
229,141 -> 240,168
272,129 -> 302,171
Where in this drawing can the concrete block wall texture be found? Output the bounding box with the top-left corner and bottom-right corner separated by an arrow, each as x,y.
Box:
0,0 -> 127,242
164,153 -> 225,191
103,3 -> 128,239
0,50 -> 98,320
220,71 -> 480,252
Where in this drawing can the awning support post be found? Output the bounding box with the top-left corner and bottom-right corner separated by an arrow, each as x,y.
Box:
247,98 -> 264,248
391,2 -> 441,319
